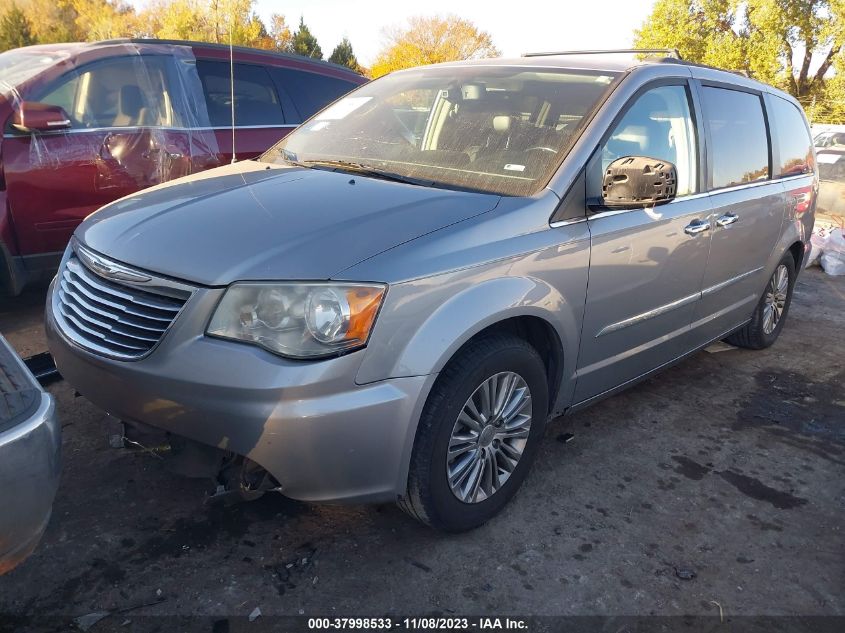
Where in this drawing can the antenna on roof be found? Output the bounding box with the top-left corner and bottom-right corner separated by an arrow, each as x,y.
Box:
229,26 -> 237,164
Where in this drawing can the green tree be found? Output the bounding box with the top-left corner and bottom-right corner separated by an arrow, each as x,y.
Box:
371,15 -> 500,78
328,37 -> 361,73
0,4 -> 37,51
634,0 -> 845,121
291,16 -> 322,59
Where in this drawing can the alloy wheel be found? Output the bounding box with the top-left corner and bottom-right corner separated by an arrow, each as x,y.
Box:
445,371 -> 533,504
762,264 -> 789,335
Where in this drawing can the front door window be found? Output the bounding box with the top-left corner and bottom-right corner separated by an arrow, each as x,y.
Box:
601,85 -> 699,197
39,56 -> 176,129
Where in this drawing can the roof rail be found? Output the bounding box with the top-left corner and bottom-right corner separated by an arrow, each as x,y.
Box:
93,38 -> 363,75
522,48 -> 682,60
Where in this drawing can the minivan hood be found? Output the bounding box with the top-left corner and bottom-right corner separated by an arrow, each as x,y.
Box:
76,161 -> 500,286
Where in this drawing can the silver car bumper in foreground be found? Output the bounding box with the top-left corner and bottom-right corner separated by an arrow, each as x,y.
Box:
45,279 -> 433,504
0,336 -> 61,575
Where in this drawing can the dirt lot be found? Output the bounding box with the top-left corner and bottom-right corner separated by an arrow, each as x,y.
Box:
0,267 -> 843,632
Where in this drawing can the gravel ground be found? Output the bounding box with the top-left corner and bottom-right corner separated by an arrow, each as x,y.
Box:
0,267 -> 843,632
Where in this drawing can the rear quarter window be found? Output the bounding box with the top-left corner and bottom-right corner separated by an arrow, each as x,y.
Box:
270,68 -> 360,120
768,96 -> 814,177
701,86 -> 770,189
197,60 -> 285,127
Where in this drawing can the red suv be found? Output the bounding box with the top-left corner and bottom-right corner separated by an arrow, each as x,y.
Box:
0,39 -> 366,295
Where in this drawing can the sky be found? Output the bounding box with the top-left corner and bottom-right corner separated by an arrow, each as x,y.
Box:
251,0 -> 659,65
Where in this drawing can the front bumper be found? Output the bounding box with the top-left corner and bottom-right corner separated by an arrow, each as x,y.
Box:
46,279 -> 433,504
0,338 -> 61,575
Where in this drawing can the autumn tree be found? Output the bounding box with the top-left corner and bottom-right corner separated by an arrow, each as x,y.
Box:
15,0 -> 117,43
207,0 -> 265,46
0,0 -> 347,68
328,37 -> 361,73
138,0 -> 209,41
634,0 -> 845,121
0,4 -> 37,52
70,0 -> 136,40
371,15 -> 500,78
263,13 -> 293,51
291,16 -> 322,59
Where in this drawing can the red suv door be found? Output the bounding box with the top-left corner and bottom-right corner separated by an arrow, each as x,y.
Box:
3,54 -> 192,259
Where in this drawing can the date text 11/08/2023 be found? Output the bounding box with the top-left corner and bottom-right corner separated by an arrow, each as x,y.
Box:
307,618 -> 529,630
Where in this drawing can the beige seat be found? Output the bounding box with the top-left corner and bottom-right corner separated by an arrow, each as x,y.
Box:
112,85 -> 149,127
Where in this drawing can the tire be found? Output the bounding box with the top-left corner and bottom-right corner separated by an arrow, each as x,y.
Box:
399,333 -> 549,532
725,252 -> 796,350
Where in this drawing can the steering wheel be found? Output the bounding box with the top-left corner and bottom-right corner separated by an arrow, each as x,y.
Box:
524,146 -> 557,154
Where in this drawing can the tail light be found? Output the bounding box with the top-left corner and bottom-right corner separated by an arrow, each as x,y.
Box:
789,185 -> 815,217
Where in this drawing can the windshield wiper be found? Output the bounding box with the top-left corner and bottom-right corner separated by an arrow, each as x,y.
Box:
302,159 -> 434,187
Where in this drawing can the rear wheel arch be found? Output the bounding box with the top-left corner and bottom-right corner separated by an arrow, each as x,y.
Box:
787,240 -> 805,271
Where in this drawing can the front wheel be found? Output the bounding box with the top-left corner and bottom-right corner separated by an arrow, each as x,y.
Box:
398,334 -> 549,531
725,252 -> 796,349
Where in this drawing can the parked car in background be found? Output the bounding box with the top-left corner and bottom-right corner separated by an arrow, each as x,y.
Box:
0,335 -> 60,574
0,39 -> 366,295
46,51 -> 816,531
813,127 -> 845,149
817,148 -> 845,216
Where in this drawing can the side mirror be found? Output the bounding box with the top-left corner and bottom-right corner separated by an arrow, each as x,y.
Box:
601,156 -> 677,207
11,102 -> 72,133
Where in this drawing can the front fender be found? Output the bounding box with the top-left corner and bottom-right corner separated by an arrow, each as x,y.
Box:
356,251 -> 589,413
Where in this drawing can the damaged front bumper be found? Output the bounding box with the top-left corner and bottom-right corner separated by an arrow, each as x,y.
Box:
45,279 -> 433,504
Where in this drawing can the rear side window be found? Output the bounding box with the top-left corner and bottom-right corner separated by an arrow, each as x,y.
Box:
768,96 -> 814,177
197,60 -> 284,127
271,68 -> 359,120
701,86 -> 769,189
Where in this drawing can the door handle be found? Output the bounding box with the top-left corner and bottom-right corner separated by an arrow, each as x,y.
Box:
684,219 -> 710,236
715,213 -> 739,228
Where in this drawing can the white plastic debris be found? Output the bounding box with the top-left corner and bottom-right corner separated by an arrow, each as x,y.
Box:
805,228 -> 830,267
249,607 -> 262,622
808,227 -> 845,275
820,228 -> 845,275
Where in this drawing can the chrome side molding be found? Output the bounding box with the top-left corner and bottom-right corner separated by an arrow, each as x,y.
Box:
596,266 -> 765,337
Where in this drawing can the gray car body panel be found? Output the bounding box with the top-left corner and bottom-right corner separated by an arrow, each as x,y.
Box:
0,336 -> 61,573
46,57 -> 817,504
77,161 -> 501,285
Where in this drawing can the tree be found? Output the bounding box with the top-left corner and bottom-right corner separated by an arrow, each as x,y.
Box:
328,37 -> 361,73
263,13 -> 293,51
138,0 -> 209,41
70,0 -> 136,40
0,4 -> 37,52
371,15 -> 500,78
634,0 -> 845,121
208,0 -> 265,46
291,16 -> 322,59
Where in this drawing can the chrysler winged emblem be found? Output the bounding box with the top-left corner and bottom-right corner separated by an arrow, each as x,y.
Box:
76,246 -> 152,284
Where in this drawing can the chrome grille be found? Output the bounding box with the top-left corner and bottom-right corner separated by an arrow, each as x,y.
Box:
55,249 -> 190,360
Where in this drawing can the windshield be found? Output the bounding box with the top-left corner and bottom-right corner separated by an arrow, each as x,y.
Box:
0,49 -> 67,98
0,48 -> 67,95
261,65 -> 620,196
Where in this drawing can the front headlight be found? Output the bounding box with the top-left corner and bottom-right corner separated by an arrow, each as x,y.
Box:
207,282 -> 386,358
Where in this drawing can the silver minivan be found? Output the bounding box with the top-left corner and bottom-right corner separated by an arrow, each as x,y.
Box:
46,51 -> 817,531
